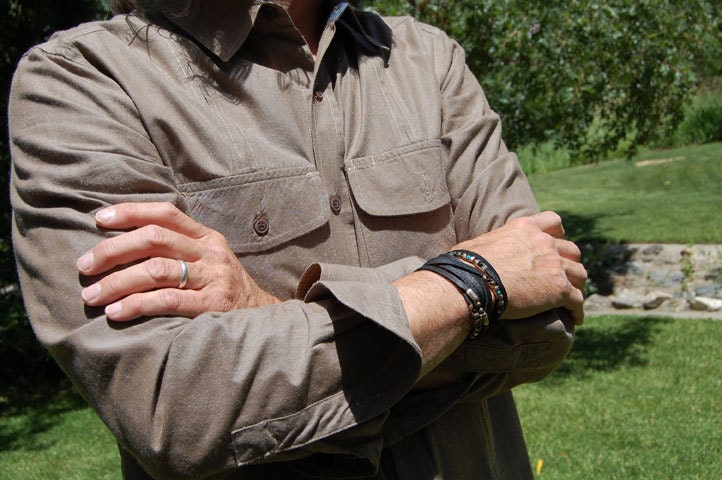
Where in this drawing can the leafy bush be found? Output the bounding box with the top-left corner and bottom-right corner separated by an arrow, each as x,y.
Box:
516,142 -> 572,175
672,90 -> 722,146
363,0 -> 722,163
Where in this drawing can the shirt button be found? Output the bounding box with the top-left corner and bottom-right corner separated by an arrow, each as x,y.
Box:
329,194 -> 342,215
253,215 -> 269,236
314,90 -> 324,102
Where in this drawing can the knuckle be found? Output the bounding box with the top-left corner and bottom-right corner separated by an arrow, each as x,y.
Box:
548,211 -> 562,225
159,289 -> 183,311
534,232 -> 556,251
205,243 -> 227,259
208,289 -> 232,312
158,202 -> 179,217
579,264 -> 589,281
513,216 -> 534,229
552,270 -> 571,294
142,224 -> 168,248
203,230 -> 230,252
146,258 -> 174,282
93,240 -> 113,260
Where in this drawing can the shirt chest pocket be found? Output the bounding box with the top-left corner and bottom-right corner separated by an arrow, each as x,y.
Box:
344,139 -> 458,267
177,166 -> 332,297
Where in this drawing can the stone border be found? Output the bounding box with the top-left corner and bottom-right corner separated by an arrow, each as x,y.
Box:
583,243 -> 722,319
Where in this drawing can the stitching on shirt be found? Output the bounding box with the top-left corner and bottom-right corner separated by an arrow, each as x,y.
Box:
326,89 -> 342,152
163,36 -> 258,171
163,36 -> 203,104
369,58 -> 404,142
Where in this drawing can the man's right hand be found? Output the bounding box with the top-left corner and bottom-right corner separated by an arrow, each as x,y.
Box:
395,211 -> 586,379
454,211 -> 587,325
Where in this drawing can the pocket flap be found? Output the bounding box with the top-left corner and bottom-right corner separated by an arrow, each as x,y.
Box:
345,140 -> 450,216
179,166 -> 330,253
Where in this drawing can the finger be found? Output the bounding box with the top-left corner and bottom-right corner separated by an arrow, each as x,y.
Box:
104,289 -> 207,322
95,202 -> 210,239
525,211 -> 565,239
564,287 -> 586,325
564,259 -> 588,291
78,225 -> 199,275
556,239 -> 582,262
82,257 -> 193,306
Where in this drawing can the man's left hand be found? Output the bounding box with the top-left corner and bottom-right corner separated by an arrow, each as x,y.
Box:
77,202 -> 280,321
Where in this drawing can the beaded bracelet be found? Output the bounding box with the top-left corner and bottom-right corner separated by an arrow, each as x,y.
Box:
449,249 -> 508,321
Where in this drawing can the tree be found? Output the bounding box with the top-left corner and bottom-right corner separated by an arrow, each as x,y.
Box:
363,0 -> 721,161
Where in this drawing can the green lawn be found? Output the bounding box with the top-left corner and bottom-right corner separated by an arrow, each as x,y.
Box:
0,388 -> 118,479
516,315 -> 722,479
528,142 -> 722,244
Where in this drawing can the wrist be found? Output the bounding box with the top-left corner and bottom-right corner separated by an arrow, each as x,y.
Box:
415,250 -> 509,340
393,270 -> 471,375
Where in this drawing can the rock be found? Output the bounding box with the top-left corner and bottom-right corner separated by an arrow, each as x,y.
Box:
642,291 -> 674,310
642,245 -> 663,257
657,297 -> 689,313
584,294 -> 613,311
689,297 -> 722,312
649,269 -> 685,288
611,290 -> 644,309
695,284 -> 721,298
627,261 -> 645,276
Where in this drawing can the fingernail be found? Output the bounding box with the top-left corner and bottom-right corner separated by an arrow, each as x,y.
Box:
105,302 -> 122,317
96,207 -> 115,223
82,283 -> 101,303
77,252 -> 94,272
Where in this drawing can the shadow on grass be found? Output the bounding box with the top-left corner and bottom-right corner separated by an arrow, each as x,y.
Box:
0,284 -> 92,453
0,373 -> 89,453
543,316 -> 672,386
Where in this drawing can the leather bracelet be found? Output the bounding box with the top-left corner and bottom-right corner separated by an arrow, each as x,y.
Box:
449,249 -> 508,321
416,253 -> 492,339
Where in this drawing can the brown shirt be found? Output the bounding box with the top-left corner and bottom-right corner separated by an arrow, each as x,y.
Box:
9,1 -> 574,478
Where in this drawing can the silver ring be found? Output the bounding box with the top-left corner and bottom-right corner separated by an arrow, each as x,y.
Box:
177,259 -> 188,289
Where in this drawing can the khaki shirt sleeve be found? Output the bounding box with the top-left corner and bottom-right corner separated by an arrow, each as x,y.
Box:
432,30 -> 574,385
9,45 -> 421,479
371,22 -> 575,446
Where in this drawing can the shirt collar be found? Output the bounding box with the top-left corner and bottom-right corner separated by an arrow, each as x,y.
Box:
155,0 -> 391,63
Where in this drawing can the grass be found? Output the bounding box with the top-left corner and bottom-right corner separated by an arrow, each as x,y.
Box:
527,142 -> 722,244
0,386 -> 118,479
515,315 -> 722,479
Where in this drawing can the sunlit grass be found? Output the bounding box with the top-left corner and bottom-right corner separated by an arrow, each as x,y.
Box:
528,142 -> 722,243
516,315 -> 722,479
0,387 -> 118,480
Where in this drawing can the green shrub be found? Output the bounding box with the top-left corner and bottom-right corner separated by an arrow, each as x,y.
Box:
673,92 -> 722,145
516,142 -> 572,175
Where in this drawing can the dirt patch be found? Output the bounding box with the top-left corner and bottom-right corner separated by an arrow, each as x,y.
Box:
635,156 -> 685,167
